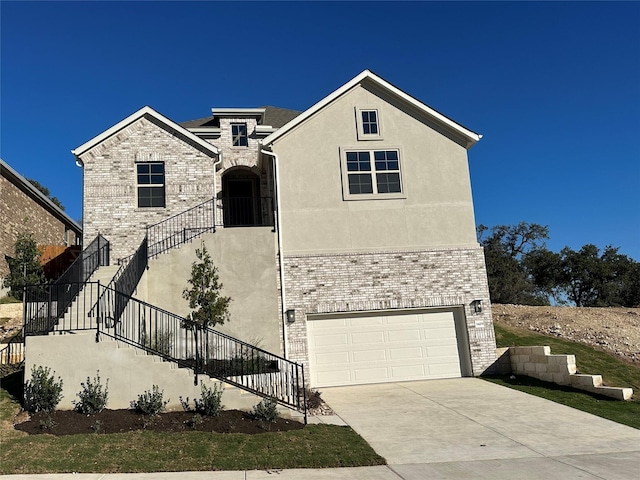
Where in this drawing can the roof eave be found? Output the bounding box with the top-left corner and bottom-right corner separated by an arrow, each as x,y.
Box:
262,69 -> 481,149
71,106 -> 219,159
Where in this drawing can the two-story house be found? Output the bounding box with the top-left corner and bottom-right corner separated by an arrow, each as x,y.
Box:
69,70 -> 495,391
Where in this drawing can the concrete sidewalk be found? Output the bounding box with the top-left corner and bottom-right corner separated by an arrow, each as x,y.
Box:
3,379 -> 639,479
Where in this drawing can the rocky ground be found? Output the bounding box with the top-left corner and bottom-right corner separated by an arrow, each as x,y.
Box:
492,304 -> 640,365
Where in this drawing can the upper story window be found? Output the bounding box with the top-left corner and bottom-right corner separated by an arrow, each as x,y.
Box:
341,148 -> 404,200
356,108 -> 382,140
137,163 -> 165,208
231,123 -> 248,147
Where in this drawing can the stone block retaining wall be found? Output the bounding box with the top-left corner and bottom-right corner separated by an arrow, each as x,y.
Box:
497,346 -> 633,401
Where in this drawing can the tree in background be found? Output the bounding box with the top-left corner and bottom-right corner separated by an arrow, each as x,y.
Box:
477,222 -> 550,305
27,178 -> 65,211
3,232 -> 46,298
481,222 -> 640,307
553,245 -> 640,307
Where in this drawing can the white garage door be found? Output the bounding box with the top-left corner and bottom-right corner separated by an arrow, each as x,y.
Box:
307,311 -> 462,387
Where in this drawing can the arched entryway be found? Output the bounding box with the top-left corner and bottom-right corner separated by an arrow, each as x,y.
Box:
221,169 -> 260,226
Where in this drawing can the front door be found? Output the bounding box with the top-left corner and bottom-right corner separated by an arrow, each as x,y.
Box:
223,175 -> 258,226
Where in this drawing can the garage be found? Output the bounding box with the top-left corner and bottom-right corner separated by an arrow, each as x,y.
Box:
307,308 -> 470,387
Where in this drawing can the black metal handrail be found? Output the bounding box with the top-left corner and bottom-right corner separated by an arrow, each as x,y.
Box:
18,279 -> 306,418
20,234 -> 109,339
218,197 -> 274,227
95,285 -> 305,419
91,235 -> 148,321
146,198 -> 216,259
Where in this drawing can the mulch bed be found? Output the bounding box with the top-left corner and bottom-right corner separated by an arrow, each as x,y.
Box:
15,409 -> 305,436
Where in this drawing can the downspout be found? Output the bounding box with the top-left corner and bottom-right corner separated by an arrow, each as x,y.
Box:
260,148 -> 290,359
212,150 -> 223,229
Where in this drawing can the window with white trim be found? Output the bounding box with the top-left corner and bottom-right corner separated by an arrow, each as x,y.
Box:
137,163 -> 165,208
356,108 -> 382,140
231,123 -> 248,147
342,149 -> 404,199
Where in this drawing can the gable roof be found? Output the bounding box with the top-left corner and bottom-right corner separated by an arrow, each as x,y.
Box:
1,158 -> 82,233
262,70 -> 482,149
72,106 -> 219,160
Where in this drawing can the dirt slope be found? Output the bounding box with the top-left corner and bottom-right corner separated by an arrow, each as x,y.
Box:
491,304 -> 640,365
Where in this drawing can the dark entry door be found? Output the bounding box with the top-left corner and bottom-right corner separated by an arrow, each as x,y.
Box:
224,178 -> 256,226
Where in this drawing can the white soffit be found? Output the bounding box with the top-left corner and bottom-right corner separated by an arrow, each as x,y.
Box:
71,106 -> 220,158
262,70 -> 482,149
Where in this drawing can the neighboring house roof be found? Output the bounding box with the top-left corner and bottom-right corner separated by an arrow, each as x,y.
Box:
262,69 -> 482,149
179,106 -> 301,130
72,106 -> 219,160
0,158 -> 82,233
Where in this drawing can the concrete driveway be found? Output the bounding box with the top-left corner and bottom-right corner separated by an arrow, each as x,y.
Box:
320,378 -> 640,479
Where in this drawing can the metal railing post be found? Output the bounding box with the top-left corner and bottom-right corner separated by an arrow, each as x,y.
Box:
95,281 -> 101,342
302,363 -> 307,424
193,325 -> 199,386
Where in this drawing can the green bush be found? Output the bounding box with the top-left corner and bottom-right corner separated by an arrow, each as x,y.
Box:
131,385 -> 168,415
24,365 -> 63,413
73,371 -> 109,413
195,383 -> 224,416
301,387 -> 323,410
252,396 -> 279,423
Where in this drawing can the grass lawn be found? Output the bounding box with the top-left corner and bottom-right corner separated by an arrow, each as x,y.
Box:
486,323 -> 640,429
0,369 -> 385,474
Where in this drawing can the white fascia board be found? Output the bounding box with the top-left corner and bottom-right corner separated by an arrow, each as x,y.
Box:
211,108 -> 266,117
71,106 -> 219,158
188,127 -> 222,135
262,70 -> 481,149
255,125 -> 277,135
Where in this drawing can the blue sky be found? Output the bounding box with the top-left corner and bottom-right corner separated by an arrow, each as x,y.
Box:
2,1 -> 639,260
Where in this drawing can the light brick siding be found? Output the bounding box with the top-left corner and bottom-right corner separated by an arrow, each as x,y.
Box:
79,116 -> 218,262
217,118 -> 261,170
282,246 -> 496,377
1,175 -> 79,279
210,118 -> 274,202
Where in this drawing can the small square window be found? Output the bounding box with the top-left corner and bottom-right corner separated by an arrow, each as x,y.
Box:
356,108 -> 382,140
137,163 -> 165,208
362,111 -> 378,135
231,123 -> 248,147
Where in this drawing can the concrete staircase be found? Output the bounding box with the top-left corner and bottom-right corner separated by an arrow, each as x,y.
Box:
26,227 -> 304,418
53,265 -> 120,333
25,332 -> 301,417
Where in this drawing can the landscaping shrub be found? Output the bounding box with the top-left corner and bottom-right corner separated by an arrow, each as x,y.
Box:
301,387 -> 323,410
252,396 -> 279,422
180,382 -> 224,416
24,365 -> 63,413
73,371 -> 109,414
131,385 -> 168,415
194,383 -> 224,416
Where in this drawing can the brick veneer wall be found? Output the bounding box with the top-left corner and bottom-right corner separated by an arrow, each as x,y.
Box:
79,116 -> 218,262
282,246 -> 496,376
0,175 -> 78,279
